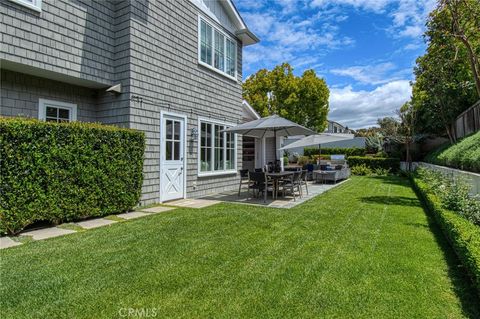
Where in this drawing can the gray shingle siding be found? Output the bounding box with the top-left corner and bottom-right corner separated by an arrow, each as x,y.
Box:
1,69 -> 98,121
0,0 -> 247,204
0,0 -> 116,85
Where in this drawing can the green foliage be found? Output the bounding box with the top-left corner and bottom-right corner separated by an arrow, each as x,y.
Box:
0,118 -> 145,235
412,1 -> 479,137
283,156 -> 289,166
243,63 -> 329,132
411,171 -> 480,293
347,156 -> 400,172
351,164 -> 373,176
304,147 -> 366,157
415,167 -> 480,225
297,156 -> 311,166
373,167 -> 391,176
425,131 -> 480,173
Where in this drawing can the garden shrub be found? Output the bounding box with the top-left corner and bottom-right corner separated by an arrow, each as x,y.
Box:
0,118 -> 145,235
411,170 -> 480,293
424,131 -> 480,173
347,156 -> 400,172
373,167 -> 391,176
415,167 -> 480,226
304,147 -> 366,157
351,164 -> 372,176
297,156 -> 311,166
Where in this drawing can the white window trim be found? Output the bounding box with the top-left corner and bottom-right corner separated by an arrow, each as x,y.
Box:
198,15 -> 238,82
38,99 -> 77,122
197,117 -> 238,177
8,0 -> 42,12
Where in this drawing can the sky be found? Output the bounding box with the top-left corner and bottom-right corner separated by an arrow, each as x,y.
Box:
235,0 -> 437,129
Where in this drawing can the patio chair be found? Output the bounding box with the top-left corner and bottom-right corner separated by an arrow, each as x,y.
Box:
254,168 -> 264,172
248,172 -> 274,203
238,169 -> 250,197
281,171 -> 302,201
299,170 -> 308,196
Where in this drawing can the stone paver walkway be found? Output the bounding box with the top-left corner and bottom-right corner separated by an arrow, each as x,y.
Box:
76,218 -> 117,229
140,206 -> 176,213
0,237 -> 22,249
1,205 -> 178,249
21,227 -> 77,241
117,211 -> 150,220
166,199 -> 220,209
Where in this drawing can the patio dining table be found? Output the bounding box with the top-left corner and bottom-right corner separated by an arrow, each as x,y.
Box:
266,171 -> 294,199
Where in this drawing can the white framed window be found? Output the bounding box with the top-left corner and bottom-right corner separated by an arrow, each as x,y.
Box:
8,0 -> 42,12
198,118 -> 237,175
38,99 -> 77,122
198,16 -> 237,80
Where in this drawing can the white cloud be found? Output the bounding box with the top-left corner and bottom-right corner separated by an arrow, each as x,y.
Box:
242,11 -> 354,71
310,0 -> 390,13
330,62 -> 398,85
310,0 -> 436,39
328,80 -> 411,128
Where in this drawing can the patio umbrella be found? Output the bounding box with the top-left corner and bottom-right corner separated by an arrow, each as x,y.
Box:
223,114 -> 316,160
279,133 -> 354,153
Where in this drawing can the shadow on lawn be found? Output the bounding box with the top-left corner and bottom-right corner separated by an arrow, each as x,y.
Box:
360,196 -> 421,207
422,206 -> 480,317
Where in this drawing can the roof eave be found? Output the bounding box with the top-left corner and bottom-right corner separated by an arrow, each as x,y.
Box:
235,29 -> 260,46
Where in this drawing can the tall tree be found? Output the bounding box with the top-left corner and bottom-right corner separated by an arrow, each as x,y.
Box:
243,63 -> 329,132
395,102 -> 418,170
412,1 -> 478,141
439,0 -> 480,96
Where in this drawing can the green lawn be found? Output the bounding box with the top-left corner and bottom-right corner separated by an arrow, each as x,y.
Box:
1,176 -> 478,318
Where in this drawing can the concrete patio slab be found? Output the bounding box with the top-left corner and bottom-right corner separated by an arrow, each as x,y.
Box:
21,227 -> 76,241
166,199 -> 220,209
202,180 -> 349,209
117,211 -> 149,220
0,237 -> 22,249
76,218 -> 117,229
141,206 -> 176,213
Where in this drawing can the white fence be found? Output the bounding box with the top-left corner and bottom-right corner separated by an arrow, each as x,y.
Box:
415,162 -> 480,196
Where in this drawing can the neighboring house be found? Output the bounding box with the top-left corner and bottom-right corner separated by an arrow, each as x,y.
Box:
0,0 -> 259,204
325,120 -> 352,134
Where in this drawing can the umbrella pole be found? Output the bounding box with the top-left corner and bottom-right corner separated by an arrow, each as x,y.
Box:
274,128 -> 277,161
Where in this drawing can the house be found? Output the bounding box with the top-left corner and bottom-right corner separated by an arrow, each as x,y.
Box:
325,120 -> 351,134
0,0 -> 259,204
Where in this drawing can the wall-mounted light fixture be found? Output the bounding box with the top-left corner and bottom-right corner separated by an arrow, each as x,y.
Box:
191,127 -> 198,141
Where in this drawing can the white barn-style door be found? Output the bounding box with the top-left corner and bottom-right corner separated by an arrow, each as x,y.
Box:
160,113 -> 185,202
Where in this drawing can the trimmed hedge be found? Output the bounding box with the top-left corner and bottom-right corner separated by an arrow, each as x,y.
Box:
304,147 -> 366,157
424,131 -> 480,173
347,156 -> 400,172
410,173 -> 480,293
0,118 -> 145,235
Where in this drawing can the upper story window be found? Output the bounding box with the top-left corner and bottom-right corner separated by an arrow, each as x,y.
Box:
38,99 -> 77,122
8,0 -> 42,12
199,17 -> 237,80
199,119 -> 236,175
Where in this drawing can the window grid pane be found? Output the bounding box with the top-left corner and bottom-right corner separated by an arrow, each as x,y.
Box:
45,106 -> 71,123
199,19 -> 236,78
200,122 -> 212,172
199,122 -> 235,173
214,31 -> 225,71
